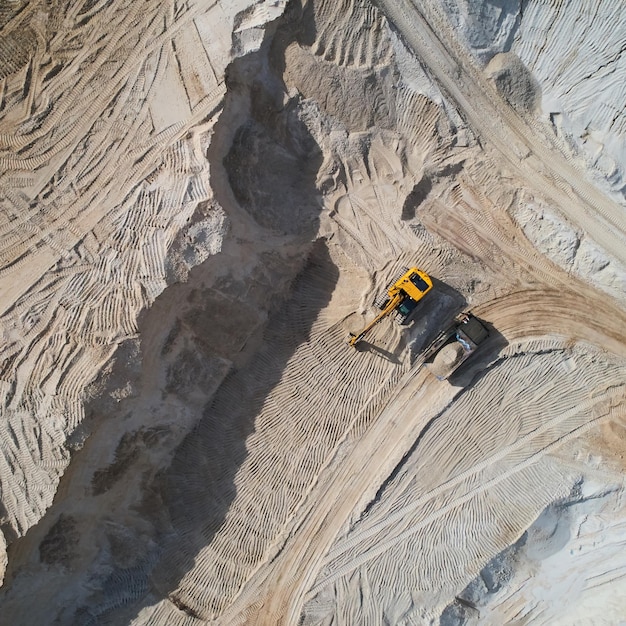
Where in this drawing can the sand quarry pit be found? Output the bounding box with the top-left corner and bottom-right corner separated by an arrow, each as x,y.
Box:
0,0 -> 625,623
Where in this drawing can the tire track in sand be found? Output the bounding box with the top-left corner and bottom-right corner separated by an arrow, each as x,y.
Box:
376,0 -> 626,264
222,286 -> 626,625
310,359 -> 624,595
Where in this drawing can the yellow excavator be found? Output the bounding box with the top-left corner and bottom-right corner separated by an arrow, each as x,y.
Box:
348,266 -> 433,347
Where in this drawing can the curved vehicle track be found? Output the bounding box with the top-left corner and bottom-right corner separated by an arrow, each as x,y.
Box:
223,289 -> 626,625
377,0 -> 626,264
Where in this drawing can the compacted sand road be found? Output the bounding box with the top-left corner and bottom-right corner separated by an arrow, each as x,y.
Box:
221,286 -> 626,625
377,0 -> 626,265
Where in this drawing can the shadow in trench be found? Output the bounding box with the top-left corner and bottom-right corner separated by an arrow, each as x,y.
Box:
149,240 -> 338,620
70,2 -> 337,623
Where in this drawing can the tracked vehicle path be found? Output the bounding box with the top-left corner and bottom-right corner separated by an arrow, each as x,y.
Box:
377,0 -> 626,265
222,288 -> 626,625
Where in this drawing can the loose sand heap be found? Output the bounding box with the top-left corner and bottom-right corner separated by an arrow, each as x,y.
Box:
0,0 -> 625,624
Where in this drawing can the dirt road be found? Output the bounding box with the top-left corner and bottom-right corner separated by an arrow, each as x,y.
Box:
219,282 -> 626,624
377,0 -> 626,264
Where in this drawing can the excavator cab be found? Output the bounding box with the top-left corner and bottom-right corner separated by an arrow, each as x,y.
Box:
348,266 -> 432,347
396,297 -> 417,321
408,272 -> 431,292
393,269 -> 432,323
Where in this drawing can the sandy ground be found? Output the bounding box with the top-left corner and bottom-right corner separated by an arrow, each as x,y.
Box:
0,0 -> 625,624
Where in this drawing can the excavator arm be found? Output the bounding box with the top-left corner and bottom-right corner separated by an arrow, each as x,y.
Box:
348,292 -> 404,347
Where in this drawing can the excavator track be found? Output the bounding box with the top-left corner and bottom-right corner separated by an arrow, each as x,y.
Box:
373,292 -> 390,310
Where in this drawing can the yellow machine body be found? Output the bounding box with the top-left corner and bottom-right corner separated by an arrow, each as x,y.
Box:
348,267 -> 433,347
388,267 -> 433,303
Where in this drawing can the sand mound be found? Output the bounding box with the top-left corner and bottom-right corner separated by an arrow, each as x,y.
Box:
485,52 -> 541,114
